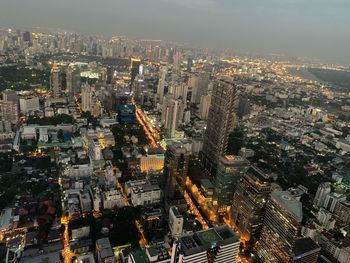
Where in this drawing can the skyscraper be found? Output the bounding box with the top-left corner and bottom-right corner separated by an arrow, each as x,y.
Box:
256,191 -> 303,263
163,141 -> 190,201
161,94 -> 185,138
157,65 -> 167,104
202,78 -> 237,172
81,84 -> 94,112
50,63 -> 61,98
130,57 -> 141,85
213,155 -> 249,214
314,182 -> 332,208
66,64 -> 81,98
231,166 -> 273,243
199,94 -> 211,120
189,73 -> 209,104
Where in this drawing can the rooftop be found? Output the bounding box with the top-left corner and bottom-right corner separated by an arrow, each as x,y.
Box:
271,191 -> 303,222
294,238 -> 321,258
96,238 -> 114,259
179,225 -> 239,256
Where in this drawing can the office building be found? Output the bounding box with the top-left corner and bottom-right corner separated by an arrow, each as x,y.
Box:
213,155 -> 249,213
202,78 -> 237,172
50,63 -> 61,98
314,182 -> 332,207
172,225 -> 240,263
231,166 -> 273,243
256,191 -> 303,263
163,141 -> 190,201
169,206 -> 184,238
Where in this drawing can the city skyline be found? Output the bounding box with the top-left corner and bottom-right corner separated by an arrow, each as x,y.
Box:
1,0 -> 350,65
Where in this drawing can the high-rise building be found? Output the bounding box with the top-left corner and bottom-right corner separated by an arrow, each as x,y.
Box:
66,64 -> 81,98
202,78 -> 237,172
50,63 -> 61,98
169,84 -> 188,104
187,57 -> 193,72
189,73 -> 209,104
130,57 -> 141,85
323,192 -> 346,213
199,94 -> 211,120
314,182 -> 332,207
334,200 -> 350,225
157,65 -> 167,104
231,166 -> 273,243
256,191 -> 303,263
0,100 -> 18,124
171,225 -> 240,263
161,94 -> 185,138
213,155 -> 249,214
163,141 -> 190,201
81,84 -> 94,112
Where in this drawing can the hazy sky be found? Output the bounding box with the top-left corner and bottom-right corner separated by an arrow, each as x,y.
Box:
1,0 -> 349,65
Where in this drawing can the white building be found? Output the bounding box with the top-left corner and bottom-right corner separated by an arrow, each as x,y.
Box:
161,94 -> 185,138
64,164 -> 93,177
323,192 -> 346,213
88,138 -> 103,161
19,97 -> 40,113
169,206 -> 183,238
125,179 -> 161,206
314,182 -> 332,208
102,190 -> 124,210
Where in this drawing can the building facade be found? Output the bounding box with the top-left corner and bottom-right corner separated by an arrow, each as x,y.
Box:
201,78 -> 237,172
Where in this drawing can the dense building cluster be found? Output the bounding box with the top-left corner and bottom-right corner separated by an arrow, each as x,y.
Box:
0,27 -> 350,263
